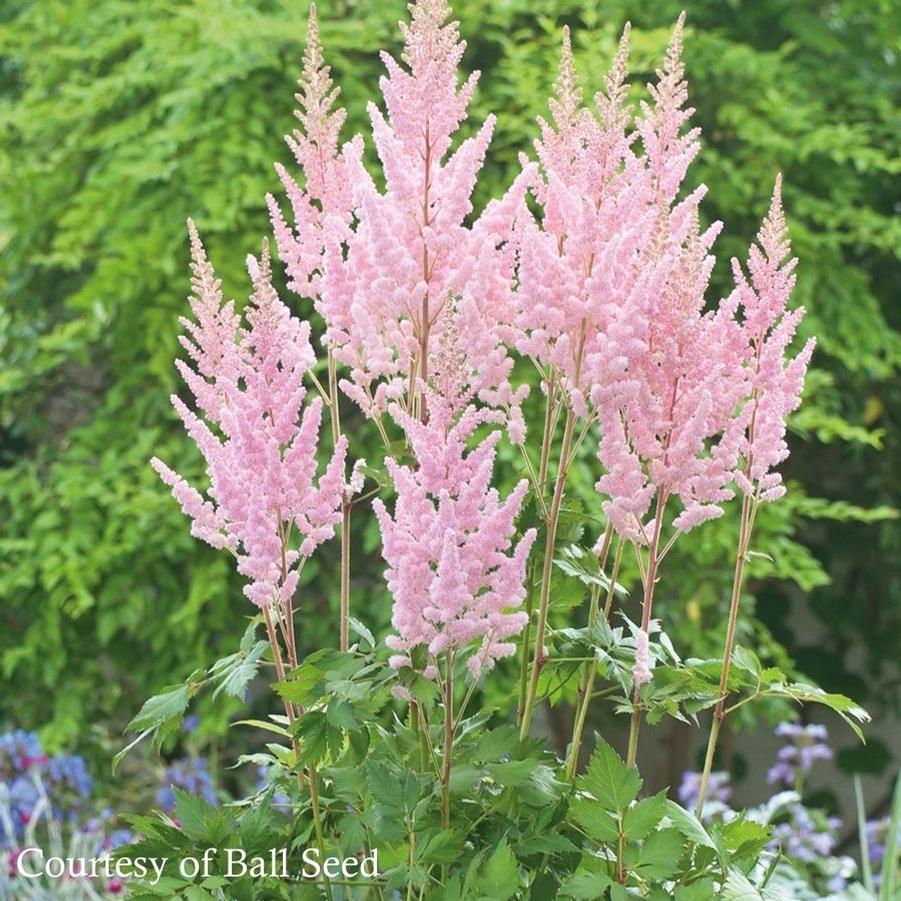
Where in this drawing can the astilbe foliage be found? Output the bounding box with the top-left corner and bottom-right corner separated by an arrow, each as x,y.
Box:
151,223 -> 347,608
373,394 -> 536,678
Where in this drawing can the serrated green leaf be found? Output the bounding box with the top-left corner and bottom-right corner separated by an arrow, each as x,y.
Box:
127,684 -> 189,732
663,800 -> 717,849
578,738 -> 641,812
561,871 -> 613,898
623,791 -> 668,840
478,838 -> 520,900
569,799 -> 619,843
638,827 -> 684,880
173,788 -> 217,841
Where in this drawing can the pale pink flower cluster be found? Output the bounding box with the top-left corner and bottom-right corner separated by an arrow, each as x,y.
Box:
269,0 -> 529,439
152,223 -> 347,607
516,25 -> 639,416
373,394 -> 536,677
728,176 -> 815,502
633,629 -> 652,688
517,17 -> 811,544
267,6 -> 356,328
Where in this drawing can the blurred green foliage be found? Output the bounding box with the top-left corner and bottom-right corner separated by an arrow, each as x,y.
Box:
0,0 -> 897,773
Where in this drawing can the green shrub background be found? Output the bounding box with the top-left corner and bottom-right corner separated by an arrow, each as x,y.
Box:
0,0 -> 897,788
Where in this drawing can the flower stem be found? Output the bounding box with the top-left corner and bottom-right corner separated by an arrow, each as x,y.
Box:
327,346 -> 351,654
695,490 -> 756,816
516,559 -> 537,725
520,404 -> 577,739
565,531 -> 620,779
625,489 -> 667,767
308,764 -> 334,901
440,651 -> 454,860
339,499 -> 351,652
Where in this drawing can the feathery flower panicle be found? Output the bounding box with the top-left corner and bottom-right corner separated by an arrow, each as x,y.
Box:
517,24 -> 642,413
373,392 -> 536,677
321,0 -> 528,435
583,18 -> 753,542
152,223 -> 346,608
267,4 -> 358,334
729,176 -> 814,502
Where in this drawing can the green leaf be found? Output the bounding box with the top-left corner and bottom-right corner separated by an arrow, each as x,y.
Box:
766,682 -> 870,741
560,871 -> 612,899
675,879 -> 717,900
127,684 -> 189,732
623,791 -> 668,840
470,725 -> 519,762
578,738 -> 641,812
486,758 -> 539,788
477,838 -> 520,900
348,616 -> 375,648
294,710 -> 329,765
417,830 -> 465,865
662,800 -> 717,849
722,869 -> 764,900
210,638 -> 268,700
569,799 -> 620,843
637,828 -> 684,880
721,816 -> 771,864
172,789 -> 217,841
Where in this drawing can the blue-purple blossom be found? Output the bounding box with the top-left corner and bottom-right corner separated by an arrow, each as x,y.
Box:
0,731 -> 44,780
182,715 -> 201,734
256,764 -> 291,810
157,757 -> 218,811
678,770 -> 732,823
770,803 -> 841,862
766,722 -> 832,789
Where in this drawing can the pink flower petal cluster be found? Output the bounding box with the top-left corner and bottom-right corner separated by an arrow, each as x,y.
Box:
266,6 -> 358,338
728,176 -> 815,502
516,26 -> 641,415
270,0 -> 529,438
152,223 -> 347,607
373,393 -> 537,677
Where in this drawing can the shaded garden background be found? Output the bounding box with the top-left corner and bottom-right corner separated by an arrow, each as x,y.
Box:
0,0 -> 898,817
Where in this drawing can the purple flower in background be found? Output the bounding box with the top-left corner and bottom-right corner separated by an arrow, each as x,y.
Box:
867,816 -> 901,887
766,722 -> 832,789
82,808 -> 133,852
0,731 -> 43,780
256,764 -> 291,810
181,715 -> 201,734
678,770 -> 732,823
157,757 -> 218,811
771,803 -> 841,862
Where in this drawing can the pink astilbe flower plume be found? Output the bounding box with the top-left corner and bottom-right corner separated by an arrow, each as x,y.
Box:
266,4 -> 357,330
324,0 -> 529,432
730,175 -> 814,501
588,16 -> 749,543
516,24 -> 638,414
373,393 -> 537,678
152,222 -> 347,608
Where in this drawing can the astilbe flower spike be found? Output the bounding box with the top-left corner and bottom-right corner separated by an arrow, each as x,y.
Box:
321,0 -> 529,435
730,175 -> 815,502
589,14 -> 749,545
373,392 -> 536,678
267,4 -> 357,327
151,223 -> 347,608
517,23 -> 638,415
